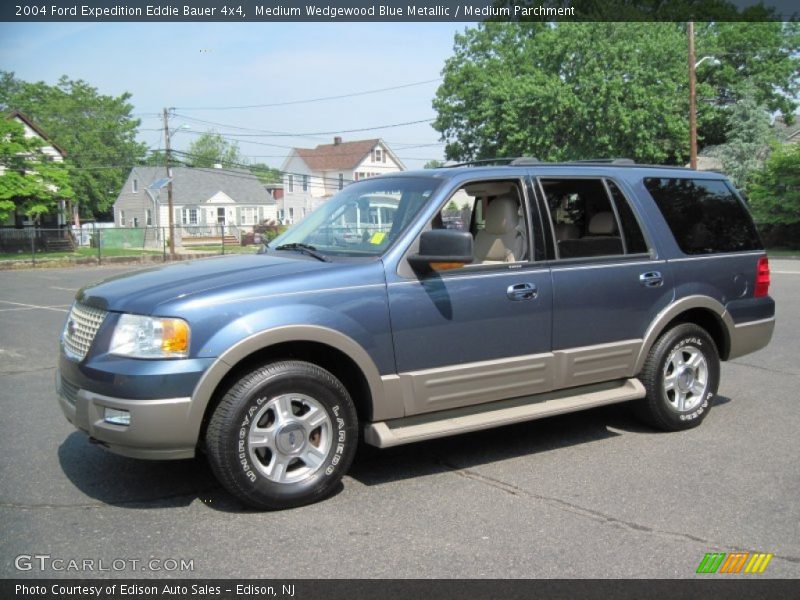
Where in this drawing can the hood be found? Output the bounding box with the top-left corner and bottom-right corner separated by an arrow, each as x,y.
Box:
78,253 -> 340,314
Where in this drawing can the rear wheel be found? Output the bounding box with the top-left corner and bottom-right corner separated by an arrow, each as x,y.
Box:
635,323 -> 720,431
206,360 -> 358,509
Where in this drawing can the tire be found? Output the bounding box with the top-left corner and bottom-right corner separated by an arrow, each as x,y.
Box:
635,323 -> 720,431
205,360 -> 358,510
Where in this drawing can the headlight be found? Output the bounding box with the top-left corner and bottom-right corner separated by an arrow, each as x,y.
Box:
109,314 -> 190,359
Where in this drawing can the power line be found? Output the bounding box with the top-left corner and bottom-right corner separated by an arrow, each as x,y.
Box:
173,78 -> 442,111
173,116 -> 435,138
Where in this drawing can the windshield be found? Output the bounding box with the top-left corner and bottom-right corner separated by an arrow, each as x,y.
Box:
270,176 -> 441,257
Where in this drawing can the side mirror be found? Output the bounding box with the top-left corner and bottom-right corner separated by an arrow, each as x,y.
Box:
408,229 -> 474,272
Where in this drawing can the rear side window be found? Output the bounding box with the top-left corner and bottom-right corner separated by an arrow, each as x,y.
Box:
540,178 -> 648,260
606,180 -> 648,254
644,178 -> 761,254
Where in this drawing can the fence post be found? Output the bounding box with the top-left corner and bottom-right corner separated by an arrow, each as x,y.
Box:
163,227 -> 167,262
31,230 -> 35,266
96,224 -> 101,265
221,224 -> 225,255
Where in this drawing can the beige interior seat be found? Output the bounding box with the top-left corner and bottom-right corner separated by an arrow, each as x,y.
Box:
558,211 -> 623,258
554,222 -> 580,241
473,196 -> 526,264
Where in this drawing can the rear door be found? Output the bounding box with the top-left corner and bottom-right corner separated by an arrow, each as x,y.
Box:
534,174 -> 674,387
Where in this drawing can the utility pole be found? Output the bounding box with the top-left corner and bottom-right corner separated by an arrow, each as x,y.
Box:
163,107 -> 176,256
688,21 -> 698,170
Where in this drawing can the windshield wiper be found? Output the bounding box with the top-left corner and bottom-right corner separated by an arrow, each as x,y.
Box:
274,243 -> 329,262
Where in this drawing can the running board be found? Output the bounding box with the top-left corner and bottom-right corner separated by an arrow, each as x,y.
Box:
363,378 -> 645,448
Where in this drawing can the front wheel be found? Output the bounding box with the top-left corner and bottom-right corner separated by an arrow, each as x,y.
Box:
205,360 -> 358,510
635,323 -> 720,431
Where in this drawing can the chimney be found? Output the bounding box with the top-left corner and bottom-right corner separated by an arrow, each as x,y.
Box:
333,136 -> 342,145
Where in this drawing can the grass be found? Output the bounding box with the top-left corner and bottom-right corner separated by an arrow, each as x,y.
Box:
1,247 -> 161,260
766,248 -> 800,258
0,244 -> 263,263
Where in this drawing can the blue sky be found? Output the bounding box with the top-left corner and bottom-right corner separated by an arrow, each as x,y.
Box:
0,22 -> 468,168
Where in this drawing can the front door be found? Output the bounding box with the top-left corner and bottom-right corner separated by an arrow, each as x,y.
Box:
386,177 -> 554,416
217,207 -> 226,225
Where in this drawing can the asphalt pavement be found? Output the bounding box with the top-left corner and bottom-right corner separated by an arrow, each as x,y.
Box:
0,260 -> 798,579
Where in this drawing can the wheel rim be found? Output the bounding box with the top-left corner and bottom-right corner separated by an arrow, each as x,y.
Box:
247,393 -> 332,484
662,345 -> 709,412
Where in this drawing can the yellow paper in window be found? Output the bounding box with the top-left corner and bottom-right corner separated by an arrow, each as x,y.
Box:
370,232 -> 387,245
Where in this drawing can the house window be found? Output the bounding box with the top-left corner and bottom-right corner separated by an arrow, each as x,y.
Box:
241,207 -> 257,225
119,210 -> 125,227
288,174 -> 294,192
302,174 -> 308,191
288,207 -> 294,223
132,179 -> 138,193
146,209 -> 152,226
278,209 -> 285,222
132,217 -> 139,228
375,148 -> 382,163
338,173 -> 344,190
182,208 -> 198,225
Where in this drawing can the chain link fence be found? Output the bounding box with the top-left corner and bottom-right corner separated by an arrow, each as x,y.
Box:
0,225 -> 263,268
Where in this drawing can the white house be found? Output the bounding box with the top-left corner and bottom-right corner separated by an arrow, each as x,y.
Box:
278,137 -> 404,224
113,166 -> 277,246
1,111 -> 68,228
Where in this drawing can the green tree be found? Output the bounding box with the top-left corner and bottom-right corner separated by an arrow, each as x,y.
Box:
184,131 -> 243,168
424,159 -> 445,168
433,22 -> 799,164
748,144 -> 800,228
713,88 -> 775,190
0,72 -> 147,220
250,162 -> 282,184
0,119 -> 74,223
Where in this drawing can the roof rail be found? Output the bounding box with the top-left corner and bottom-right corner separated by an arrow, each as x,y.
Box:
509,157 -> 540,166
566,158 -> 636,165
442,158 -> 517,168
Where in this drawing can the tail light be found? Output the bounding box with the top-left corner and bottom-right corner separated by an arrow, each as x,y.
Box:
754,256 -> 770,298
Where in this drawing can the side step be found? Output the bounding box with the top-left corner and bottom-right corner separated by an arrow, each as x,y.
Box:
363,378 -> 645,448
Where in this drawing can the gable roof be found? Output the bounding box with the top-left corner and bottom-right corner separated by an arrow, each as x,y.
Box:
6,110 -> 67,157
294,138 -> 381,171
121,166 -> 274,205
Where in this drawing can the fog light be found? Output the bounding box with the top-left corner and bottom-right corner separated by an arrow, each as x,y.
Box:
104,407 -> 130,426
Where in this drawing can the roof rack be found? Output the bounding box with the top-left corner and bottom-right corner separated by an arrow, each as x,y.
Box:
441,158 -> 517,168
564,158 -> 636,165
509,157 -> 540,166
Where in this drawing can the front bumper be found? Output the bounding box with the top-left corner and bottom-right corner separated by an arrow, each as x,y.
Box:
56,370 -> 197,460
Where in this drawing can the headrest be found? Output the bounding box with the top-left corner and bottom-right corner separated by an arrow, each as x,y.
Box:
588,212 -> 616,235
485,196 -> 519,235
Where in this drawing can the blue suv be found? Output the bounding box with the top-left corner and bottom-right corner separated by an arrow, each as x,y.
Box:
57,160 -> 775,509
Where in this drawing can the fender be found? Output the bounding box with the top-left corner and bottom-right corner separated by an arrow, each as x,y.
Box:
634,295 -> 734,374
186,324 -> 391,446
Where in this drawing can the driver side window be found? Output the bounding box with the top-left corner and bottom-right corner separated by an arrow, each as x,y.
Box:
431,180 -> 530,266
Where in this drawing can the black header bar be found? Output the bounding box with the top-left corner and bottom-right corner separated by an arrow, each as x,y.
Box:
2,0 -> 796,22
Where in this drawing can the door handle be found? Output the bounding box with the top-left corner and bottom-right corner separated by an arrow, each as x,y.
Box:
639,271 -> 663,287
507,283 -> 538,301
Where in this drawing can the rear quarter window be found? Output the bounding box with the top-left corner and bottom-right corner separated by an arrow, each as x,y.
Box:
644,177 -> 762,255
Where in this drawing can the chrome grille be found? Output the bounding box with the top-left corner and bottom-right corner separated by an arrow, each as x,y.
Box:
63,303 -> 107,360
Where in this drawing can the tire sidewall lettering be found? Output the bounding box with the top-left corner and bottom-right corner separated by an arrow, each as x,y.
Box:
665,334 -> 715,421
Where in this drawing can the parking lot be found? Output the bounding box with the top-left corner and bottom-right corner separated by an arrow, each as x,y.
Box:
0,260 -> 798,579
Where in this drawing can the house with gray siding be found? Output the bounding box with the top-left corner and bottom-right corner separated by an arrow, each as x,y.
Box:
113,166 -> 277,245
